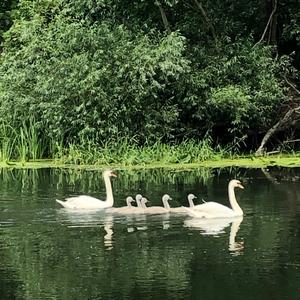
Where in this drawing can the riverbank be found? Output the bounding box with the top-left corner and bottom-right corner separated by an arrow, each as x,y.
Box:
1,154 -> 300,170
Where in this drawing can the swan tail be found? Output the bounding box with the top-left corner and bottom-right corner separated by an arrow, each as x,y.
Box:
56,199 -> 70,208
183,207 -> 206,218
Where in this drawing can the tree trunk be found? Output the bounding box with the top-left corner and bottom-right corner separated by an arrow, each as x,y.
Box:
268,0 -> 278,44
255,106 -> 300,156
155,1 -> 171,33
192,0 -> 217,42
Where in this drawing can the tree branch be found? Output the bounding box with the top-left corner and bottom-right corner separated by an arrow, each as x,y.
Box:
192,0 -> 217,42
254,0 -> 277,47
256,106 -> 300,156
284,76 -> 300,95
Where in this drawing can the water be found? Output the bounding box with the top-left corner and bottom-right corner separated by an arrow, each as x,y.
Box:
0,167 -> 300,300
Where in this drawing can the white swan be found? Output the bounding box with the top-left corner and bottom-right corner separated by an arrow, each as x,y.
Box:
184,179 -> 244,218
142,194 -> 172,214
56,169 -> 117,209
170,194 -> 197,213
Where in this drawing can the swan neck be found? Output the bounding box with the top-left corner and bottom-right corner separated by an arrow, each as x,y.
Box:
228,184 -> 243,216
162,199 -> 170,210
136,199 -> 142,208
126,200 -> 132,208
229,217 -> 243,249
188,198 -> 195,208
104,173 -> 114,206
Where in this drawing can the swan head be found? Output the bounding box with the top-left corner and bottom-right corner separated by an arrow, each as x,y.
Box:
126,196 -> 135,204
230,179 -> 244,189
162,194 -> 172,202
135,194 -> 143,201
141,197 -> 148,205
103,169 -> 117,177
187,194 -> 197,201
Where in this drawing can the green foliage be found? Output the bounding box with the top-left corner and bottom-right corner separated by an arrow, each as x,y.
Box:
0,0 -> 18,46
181,39 -> 284,143
209,85 -> 251,132
0,0 -> 298,159
0,2 -> 190,145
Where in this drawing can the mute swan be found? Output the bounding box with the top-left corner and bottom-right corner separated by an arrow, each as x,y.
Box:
135,194 -> 143,208
56,169 -> 117,209
184,179 -> 244,218
140,197 -> 149,209
170,194 -> 197,213
142,194 -> 172,214
111,195 -> 147,215
106,196 -> 136,213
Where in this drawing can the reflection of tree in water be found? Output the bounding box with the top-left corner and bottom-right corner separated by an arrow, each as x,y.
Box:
0,167 -> 300,298
0,216 -> 194,299
0,167 -> 245,208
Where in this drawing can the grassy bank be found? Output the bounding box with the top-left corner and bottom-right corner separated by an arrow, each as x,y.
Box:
1,128 -> 300,169
1,154 -> 300,170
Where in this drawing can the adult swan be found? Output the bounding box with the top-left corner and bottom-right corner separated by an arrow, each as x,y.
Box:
185,179 -> 244,218
56,170 -> 117,209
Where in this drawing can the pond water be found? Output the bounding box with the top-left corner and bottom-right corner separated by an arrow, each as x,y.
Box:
0,167 -> 300,300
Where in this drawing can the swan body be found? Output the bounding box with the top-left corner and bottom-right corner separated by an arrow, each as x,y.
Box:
184,180 -> 244,218
141,195 -> 172,214
170,194 -> 197,213
107,196 -> 136,214
110,195 -> 146,215
56,170 -> 117,209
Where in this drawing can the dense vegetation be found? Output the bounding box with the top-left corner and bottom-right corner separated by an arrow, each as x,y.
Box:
0,0 -> 299,164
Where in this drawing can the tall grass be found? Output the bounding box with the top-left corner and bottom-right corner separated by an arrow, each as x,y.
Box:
0,118 -> 46,163
55,137 -> 234,166
0,121 -> 234,166
0,122 -> 16,162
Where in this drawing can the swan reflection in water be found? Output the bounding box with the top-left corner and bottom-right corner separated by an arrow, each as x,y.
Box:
184,216 -> 244,255
56,209 -> 115,250
103,215 -> 114,250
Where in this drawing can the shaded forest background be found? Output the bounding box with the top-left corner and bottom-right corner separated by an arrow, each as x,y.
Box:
0,0 -> 299,158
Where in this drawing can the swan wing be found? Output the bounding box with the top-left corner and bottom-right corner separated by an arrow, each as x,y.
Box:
170,207 -> 188,214
57,195 -> 109,209
65,195 -> 102,202
144,207 -> 169,214
183,207 -> 207,218
193,202 -> 235,217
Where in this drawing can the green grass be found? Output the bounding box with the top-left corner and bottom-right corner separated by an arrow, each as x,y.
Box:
53,137 -> 233,166
1,128 -> 300,169
2,154 -> 300,170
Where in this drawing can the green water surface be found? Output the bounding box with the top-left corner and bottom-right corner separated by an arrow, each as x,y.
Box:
0,167 -> 299,300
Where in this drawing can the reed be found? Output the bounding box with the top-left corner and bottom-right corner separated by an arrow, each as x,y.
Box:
0,122 -> 16,162
0,118 -> 47,163
16,118 -> 45,162
0,122 -> 234,166
55,137 -> 233,166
